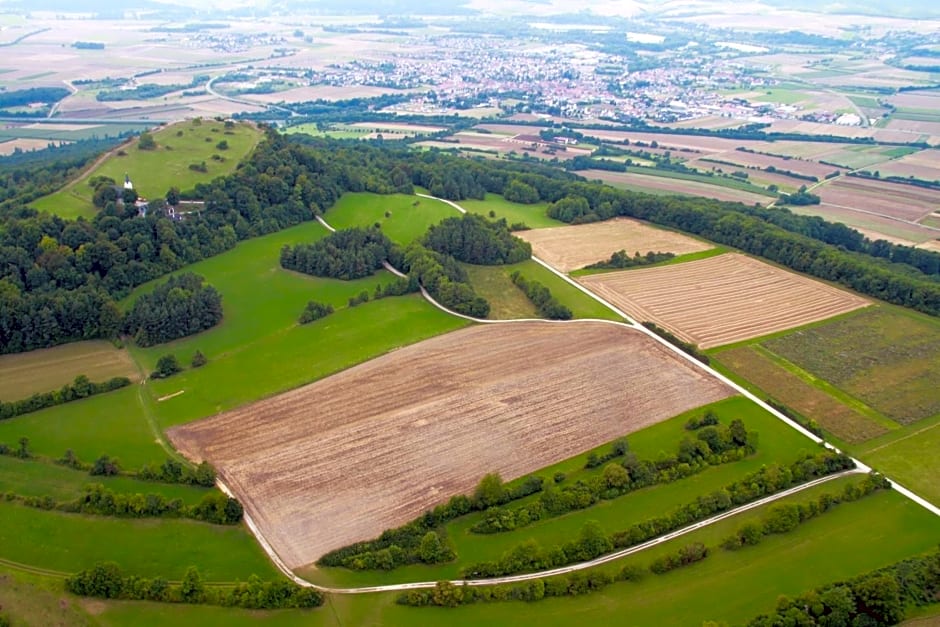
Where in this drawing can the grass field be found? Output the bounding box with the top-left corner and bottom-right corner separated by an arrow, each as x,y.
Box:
458,193 -> 563,229
121,218 -> 467,428
0,500 -> 277,581
323,192 -> 456,244
462,262 -> 538,319
0,455 -> 212,504
5,480 -> 937,626
763,307 -> 940,424
0,340 -> 137,400
307,396 -> 821,587
859,416 -> 940,506
714,345 -> 895,444
0,386 -> 165,469
31,119 -> 262,219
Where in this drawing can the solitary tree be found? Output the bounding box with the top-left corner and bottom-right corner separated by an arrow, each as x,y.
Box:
138,132 -> 156,150
152,354 -> 182,379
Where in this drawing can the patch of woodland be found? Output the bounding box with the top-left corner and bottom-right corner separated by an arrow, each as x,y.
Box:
422,213 -> 531,265
123,273 -> 222,347
280,226 -> 399,280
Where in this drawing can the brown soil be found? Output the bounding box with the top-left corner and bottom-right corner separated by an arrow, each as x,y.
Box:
579,253 -> 870,349
168,322 -> 732,569
517,217 -> 712,272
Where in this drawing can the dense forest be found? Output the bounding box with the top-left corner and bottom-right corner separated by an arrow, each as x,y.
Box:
3,129 -> 940,355
122,273 -> 222,347
280,227 -> 396,279
423,214 -> 531,265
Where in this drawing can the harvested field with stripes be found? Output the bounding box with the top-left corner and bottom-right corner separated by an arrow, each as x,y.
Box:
517,217 -> 713,272
579,253 -> 870,349
167,321 -> 732,570
815,177 -> 940,223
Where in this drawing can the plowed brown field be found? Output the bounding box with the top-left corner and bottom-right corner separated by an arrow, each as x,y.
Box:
517,217 -> 713,272
579,253 -> 870,349
168,322 -> 732,569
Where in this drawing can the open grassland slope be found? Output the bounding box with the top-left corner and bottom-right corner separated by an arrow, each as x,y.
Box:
0,340 -> 137,400
30,119 -> 262,219
580,253 -> 870,349
323,192 -> 458,245
518,217 -> 713,273
168,322 -> 733,570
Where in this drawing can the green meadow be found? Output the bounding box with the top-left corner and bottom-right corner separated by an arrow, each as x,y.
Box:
458,193 -> 564,229
0,500 -> 277,581
30,119 -> 263,219
323,192 -> 457,244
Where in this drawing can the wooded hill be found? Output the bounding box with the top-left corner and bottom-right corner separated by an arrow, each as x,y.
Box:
2,128 -> 939,355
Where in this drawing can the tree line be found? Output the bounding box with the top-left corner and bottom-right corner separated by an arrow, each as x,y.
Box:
0,374 -> 130,420
67,562 -> 323,610
471,419 -> 756,535
401,242 -> 490,318
462,450 -> 854,578
585,250 -> 675,270
8,483 -> 243,525
509,271 -> 572,320
396,474 -> 891,610
317,473 -> 545,572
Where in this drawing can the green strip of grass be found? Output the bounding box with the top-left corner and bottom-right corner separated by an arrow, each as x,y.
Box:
0,500 -> 278,581
0,455 -> 212,504
624,166 -> 777,197
461,262 -> 538,320
458,193 -> 563,229
516,260 -> 622,321
751,344 -> 899,432
570,247 -> 726,277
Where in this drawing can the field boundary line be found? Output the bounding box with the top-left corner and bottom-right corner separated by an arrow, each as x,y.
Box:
864,420 -> 940,455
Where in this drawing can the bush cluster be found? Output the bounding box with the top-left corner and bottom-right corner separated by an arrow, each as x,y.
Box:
298,300 -> 333,324
0,375 -> 130,420
66,563 -> 323,609
747,547 -> 940,627
649,542 -> 709,574
471,421 -> 755,535
509,271 -> 572,320
586,250 -> 675,270
462,451 -> 854,578
137,458 -> 217,487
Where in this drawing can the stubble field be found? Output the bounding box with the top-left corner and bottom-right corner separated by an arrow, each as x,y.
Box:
0,340 -> 138,400
168,321 -> 733,570
517,217 -> 713,272
579,253 -> 870,349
